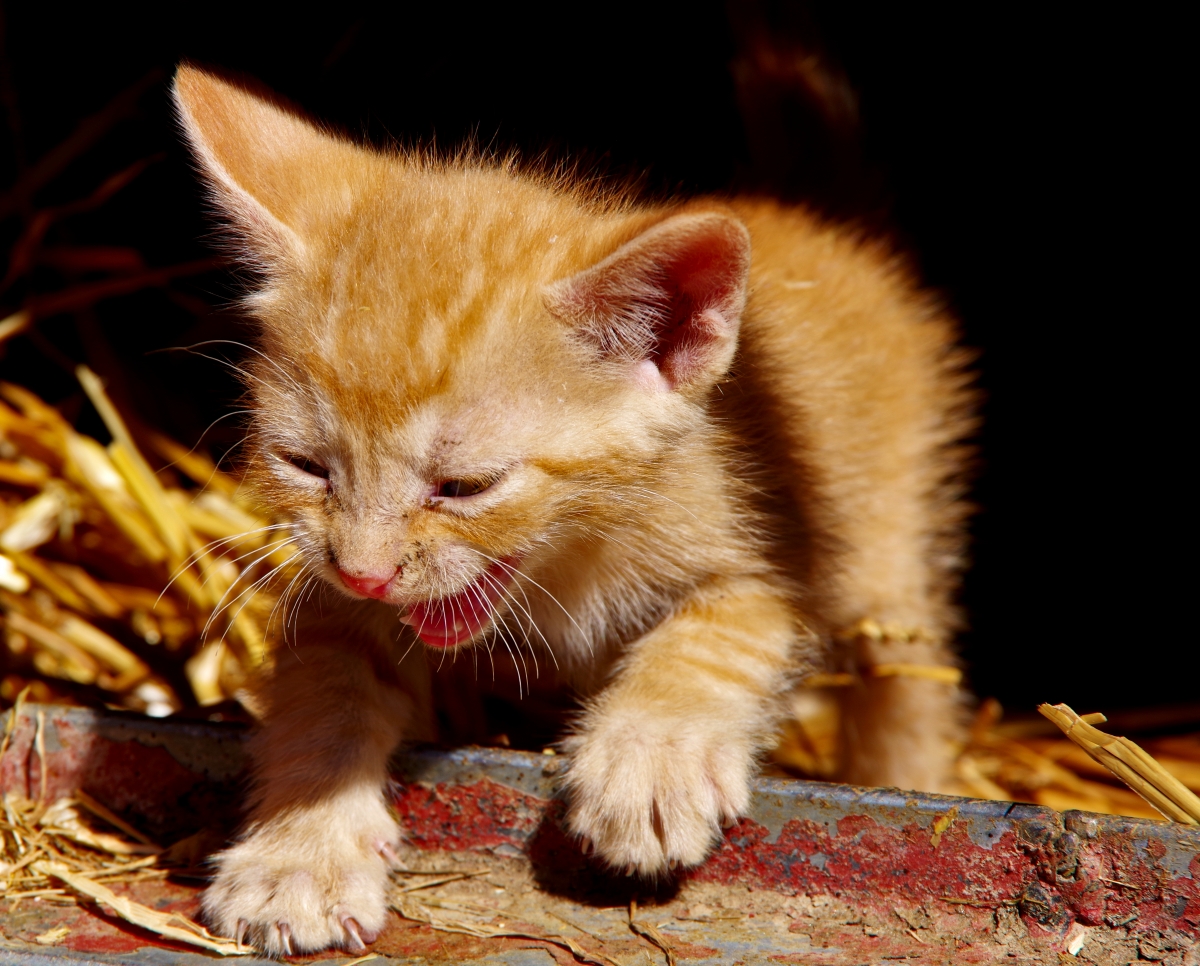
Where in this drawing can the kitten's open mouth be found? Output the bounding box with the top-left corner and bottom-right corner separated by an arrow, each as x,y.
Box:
401,557 -> 521,648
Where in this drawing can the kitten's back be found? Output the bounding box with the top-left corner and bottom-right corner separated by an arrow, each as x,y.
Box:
725,198 -> 974,641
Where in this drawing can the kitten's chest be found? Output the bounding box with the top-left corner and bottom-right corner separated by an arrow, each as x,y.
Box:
427,643 -> 580,749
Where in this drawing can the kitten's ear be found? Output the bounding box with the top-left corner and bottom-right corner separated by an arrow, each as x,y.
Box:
548,212 -> 751,392
172,65 -> 344,261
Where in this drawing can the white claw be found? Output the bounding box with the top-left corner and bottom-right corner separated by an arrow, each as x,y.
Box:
278,922 -> 293,956
342,916 -> 367,952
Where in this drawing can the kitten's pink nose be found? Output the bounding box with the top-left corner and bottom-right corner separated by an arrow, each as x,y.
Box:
338,567 -> 399,599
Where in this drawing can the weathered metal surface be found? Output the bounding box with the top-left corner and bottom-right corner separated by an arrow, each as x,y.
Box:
2,704 -> 1198,964
0,705 -> 247,842
396,747 -> 1200,952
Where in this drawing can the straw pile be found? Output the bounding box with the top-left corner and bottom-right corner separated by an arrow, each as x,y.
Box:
0,368 -> 294,716
772,690 -> 1200,821
0,800 -> 245,954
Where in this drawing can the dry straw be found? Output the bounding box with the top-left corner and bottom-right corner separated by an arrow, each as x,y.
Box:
1039,702 -> 1200,825
774,692 -> 1200,821
32,861 -> 248,956
0,776 -> 244,954
0,367 -> 297,714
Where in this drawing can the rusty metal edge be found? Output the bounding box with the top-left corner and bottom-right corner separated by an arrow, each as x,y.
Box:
6,702 -> 1199,874
399,742 -> 1199,871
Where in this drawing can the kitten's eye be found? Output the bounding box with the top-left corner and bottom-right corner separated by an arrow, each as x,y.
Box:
281,453 -> 329,480
435,478 -> 492,498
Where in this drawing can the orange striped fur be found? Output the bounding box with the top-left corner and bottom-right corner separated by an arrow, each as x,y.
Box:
173,65 -> 975,955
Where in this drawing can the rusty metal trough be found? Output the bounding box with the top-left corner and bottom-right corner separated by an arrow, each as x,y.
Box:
1,704 -> 1197,964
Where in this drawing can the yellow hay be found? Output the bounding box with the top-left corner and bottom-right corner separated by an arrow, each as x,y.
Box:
1,373 -> 297,714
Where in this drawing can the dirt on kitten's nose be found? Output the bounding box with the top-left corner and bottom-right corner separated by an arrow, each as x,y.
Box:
338,566 -> 401,598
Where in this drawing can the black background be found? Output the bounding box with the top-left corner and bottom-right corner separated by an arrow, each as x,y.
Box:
0,3 -> 1188,714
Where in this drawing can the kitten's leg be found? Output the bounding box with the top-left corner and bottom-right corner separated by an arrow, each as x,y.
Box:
836,621 -> 963,792
202,640 -> 424,955
562,574 -> 797,875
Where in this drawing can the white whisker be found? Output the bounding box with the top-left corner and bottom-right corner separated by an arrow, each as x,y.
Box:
468,549 -> 589,657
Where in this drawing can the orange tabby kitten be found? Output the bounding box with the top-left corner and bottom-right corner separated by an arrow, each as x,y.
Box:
173,65 -> 974,954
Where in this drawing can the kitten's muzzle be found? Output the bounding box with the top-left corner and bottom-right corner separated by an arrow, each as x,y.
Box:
400,556 -> 522,648
338,565 -> 401,599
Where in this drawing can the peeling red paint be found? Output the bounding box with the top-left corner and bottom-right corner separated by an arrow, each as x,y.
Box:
392,771 -> 1200,941
64,929 -> 153,955
693,812 -> 1029,901
394,774 -> 545,852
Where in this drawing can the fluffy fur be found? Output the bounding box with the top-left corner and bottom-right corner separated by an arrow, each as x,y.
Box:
173,65 -> 975,955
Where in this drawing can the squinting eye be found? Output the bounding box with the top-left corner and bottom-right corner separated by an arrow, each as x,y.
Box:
436,478 -> 491,498
281,453 -> 330,480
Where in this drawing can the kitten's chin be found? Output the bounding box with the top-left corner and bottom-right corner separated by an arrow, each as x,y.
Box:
400,557 -> 521,648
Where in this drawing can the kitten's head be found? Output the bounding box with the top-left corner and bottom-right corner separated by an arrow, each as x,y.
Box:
173,66 -> 750,649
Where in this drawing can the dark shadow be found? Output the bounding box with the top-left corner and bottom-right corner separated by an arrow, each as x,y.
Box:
525,801 -> 683,907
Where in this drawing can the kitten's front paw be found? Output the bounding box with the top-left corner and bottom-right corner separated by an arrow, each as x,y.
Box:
561,713 -> 751,876
202,790 -> 398,955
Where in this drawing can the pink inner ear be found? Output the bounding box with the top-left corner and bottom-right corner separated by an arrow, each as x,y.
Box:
550,213 -> 750,390
649,231 -> 747,387
671,228 -> 748,303
657,307 -> 733,388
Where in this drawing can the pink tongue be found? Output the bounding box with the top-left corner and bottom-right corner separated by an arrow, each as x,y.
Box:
405,559 -> 517,647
